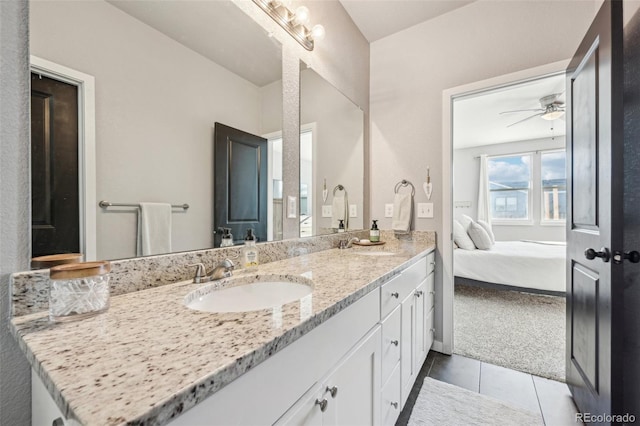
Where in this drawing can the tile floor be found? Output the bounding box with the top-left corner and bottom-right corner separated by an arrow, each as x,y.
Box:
396,351 -> 582,426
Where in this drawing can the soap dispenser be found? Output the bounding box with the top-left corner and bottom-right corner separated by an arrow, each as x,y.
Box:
242,229 -> 259,271
220,228 -> 234,247
370,220 -> 380,242
338,219 -> 345,233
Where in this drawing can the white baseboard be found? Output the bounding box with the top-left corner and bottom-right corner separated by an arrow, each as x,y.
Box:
430,340 -> 450,354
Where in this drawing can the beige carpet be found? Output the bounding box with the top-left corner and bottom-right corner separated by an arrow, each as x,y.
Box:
454,284 -> 565,382
408,377 -> 543,426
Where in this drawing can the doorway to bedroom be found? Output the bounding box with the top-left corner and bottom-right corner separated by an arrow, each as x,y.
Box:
450,71 -> 567,383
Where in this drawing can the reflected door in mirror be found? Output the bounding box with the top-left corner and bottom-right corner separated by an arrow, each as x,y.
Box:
214,123 -> 268,246
31,73 -> 80,256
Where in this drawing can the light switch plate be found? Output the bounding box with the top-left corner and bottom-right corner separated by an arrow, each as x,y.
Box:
418,203 -> 434,218
384,204 -> 394,218
349,204 -> 357,218
322,205 -> 332,217
287,196 -> 297,219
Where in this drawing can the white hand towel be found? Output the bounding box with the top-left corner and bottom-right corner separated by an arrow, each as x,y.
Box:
392,193 -> 412,233
137,202 -> 172,256
331,193 -> 348,229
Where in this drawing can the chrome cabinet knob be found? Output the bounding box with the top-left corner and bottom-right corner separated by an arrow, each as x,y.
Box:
326,385 -> 338,398
390,292 -> 399,299
390,340 -> 399,346
391,402 -> 398,409
315,398 -> 328,412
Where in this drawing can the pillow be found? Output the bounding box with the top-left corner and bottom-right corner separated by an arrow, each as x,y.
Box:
458,214 -> 473,232
453,220 -> 476,250
468,221 -> 493,250
477,220 -> 496,245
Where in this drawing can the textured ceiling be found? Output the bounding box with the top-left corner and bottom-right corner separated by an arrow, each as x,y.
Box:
339,0 -> 476,42
453,73 -> 567,149
108,0 -> 282,87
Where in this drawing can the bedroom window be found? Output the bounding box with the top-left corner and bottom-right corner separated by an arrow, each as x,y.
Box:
488,154 -> 531,221
541,150 -> 567,222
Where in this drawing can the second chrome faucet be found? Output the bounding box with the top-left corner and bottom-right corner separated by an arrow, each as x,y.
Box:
188,259 -> 235,283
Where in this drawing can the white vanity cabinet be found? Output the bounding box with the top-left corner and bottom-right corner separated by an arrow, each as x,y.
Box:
380,250 -> 435,425
275,326 -> 381,426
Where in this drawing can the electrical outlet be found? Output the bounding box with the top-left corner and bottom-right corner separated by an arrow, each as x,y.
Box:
349,204 -> 357,218
287,196 -> 297,218
419,203 -> 434,218
384,204 -> 394,218
322,205 -> 332,217
425,203 -> 433,218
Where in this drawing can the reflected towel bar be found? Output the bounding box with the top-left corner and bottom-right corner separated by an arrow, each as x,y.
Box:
99,201 -> 189,210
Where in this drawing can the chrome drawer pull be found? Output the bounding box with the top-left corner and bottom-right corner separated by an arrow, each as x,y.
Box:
326,386 -> 338,398
390,292 -> 399,299
391,401 -> 398,409
414,290 -> 423,298
391,339 -> 399,346
315,398 -> 328,412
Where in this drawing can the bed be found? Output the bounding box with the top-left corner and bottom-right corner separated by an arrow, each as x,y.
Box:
454,240 -> 566,294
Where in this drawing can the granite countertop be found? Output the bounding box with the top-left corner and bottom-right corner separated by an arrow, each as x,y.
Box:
11,239 -> 435,426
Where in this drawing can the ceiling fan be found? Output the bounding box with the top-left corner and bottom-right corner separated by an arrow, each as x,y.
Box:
500,93 -> 565,127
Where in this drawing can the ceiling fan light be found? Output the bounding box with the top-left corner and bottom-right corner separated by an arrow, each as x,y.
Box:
542,110 -> 565,121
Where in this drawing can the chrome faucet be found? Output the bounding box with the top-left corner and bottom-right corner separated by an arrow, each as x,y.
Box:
338,237 -> 360,249
188,259 -> 235,283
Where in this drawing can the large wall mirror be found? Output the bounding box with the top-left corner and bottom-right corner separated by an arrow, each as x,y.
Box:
29,0 -> 284,261
299,63 -> 364,237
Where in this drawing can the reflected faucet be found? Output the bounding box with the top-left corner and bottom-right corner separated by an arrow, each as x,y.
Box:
188,259 -> 235,283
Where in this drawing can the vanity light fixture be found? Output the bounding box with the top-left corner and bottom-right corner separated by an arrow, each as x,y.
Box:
252,0 -> 325,51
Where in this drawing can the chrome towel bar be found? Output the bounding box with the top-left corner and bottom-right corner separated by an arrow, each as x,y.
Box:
99,201 -> 189,210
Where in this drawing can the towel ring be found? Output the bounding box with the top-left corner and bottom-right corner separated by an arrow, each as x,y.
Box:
394,180 -> 415,196
333,184 -> 348,197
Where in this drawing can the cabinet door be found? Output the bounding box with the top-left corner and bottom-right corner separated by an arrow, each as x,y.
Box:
400,293 -> 415,406
275,383 -> 324,426
324,327 -> 381,426
414,278 -> 427,369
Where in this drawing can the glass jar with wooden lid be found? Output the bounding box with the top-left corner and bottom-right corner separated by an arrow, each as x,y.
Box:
49,261 -> 111,322
31,253 -> 83,270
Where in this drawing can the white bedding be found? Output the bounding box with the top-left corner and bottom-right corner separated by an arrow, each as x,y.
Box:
454,241 -> 566,293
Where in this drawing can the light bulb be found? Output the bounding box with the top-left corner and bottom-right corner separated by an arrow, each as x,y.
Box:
310,24 -> 325,41
294,6 -> 310,26
541,110 -> 565,121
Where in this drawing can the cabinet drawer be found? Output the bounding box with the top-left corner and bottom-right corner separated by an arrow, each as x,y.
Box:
425,273 -> 435,311
381,305 -> 401,384
426,251 -> 435,275
381,363 -> 401,426
380,274 -> 412,319
403,256 -> 428,286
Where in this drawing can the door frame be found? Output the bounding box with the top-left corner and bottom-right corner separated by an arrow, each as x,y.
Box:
30,56 -> 96,261
439,59 -> 569,354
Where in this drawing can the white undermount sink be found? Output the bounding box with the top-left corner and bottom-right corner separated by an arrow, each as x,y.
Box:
184,274 -> 313,313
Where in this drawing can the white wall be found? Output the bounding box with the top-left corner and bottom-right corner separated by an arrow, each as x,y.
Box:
30,0 -> 271,260
0,1 -> 32,424
370,0 -> 598,342
454,137 -> 566,241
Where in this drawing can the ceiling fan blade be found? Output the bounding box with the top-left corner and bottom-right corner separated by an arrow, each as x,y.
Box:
507,112 -> 544,127
500,109 -> 544,115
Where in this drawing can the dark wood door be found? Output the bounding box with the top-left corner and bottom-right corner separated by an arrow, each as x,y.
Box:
31,73 -> 80,256
214,123 -> 268,247
565,0 -> 624,418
